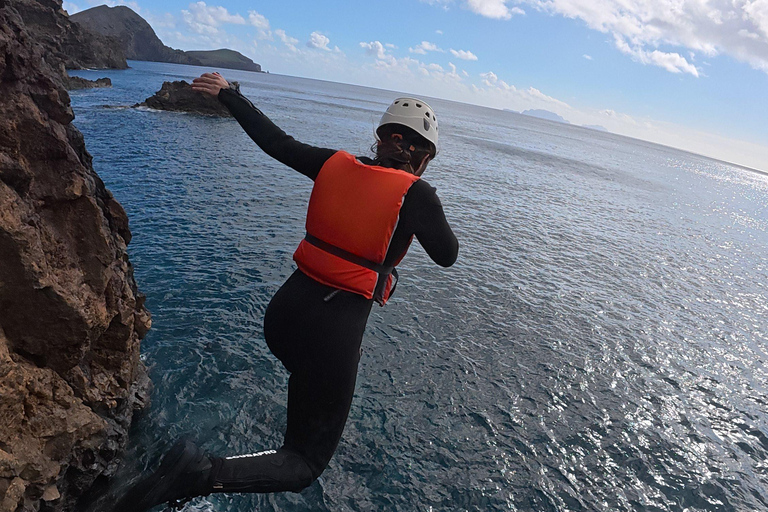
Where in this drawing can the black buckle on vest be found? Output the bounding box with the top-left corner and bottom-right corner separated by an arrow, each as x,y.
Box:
304,233 -> 397,305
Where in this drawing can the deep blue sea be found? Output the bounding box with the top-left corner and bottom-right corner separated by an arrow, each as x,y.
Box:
68,61 -> 768,512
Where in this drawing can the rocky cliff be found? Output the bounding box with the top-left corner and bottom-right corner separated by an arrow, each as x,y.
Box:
0,1 -> 150,511
12,0 -> 127,70
71,5 -> 263,72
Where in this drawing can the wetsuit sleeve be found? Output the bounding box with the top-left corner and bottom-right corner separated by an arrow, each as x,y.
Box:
218,86 -> 335,180
402,180 -> 459,267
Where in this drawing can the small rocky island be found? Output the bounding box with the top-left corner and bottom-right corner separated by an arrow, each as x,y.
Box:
136,80 -> 234,117
64,76 -> 112,90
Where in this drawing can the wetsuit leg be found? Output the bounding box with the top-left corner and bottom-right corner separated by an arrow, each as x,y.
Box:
211,270 -> 372,492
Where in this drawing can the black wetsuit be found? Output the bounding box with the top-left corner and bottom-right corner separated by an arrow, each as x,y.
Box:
209,87 -> 459,493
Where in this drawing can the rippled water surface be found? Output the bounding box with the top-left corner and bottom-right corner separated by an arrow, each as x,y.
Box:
69,61 -> 768,511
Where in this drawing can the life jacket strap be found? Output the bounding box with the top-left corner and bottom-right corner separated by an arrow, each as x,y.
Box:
303,233 -> 397,304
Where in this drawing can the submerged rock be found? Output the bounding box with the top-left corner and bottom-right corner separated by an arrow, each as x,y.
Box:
64,76 -> 112,90
0,1 -> 150,511
136,80 -> 233,116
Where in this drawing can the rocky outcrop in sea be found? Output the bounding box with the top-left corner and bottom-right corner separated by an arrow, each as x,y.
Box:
64,76 -> 112,90
137,80 -> 234,117
0,1 -> 150,511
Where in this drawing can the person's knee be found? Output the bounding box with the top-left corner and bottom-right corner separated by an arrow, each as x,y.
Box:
282,450 -> 318,492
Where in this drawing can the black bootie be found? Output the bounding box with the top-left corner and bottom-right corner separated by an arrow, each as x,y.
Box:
114,439 -> 219,512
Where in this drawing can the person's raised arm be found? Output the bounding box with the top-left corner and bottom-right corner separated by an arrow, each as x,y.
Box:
191,72 -> 334,181
404,181 -> 458,267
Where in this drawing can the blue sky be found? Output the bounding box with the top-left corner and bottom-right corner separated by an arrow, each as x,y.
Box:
63,0 -> 768,172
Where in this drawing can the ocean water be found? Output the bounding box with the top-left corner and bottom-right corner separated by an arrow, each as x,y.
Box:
69,61 -> 768,512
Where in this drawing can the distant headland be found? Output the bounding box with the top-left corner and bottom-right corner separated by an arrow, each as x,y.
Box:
69,4 -> 263,73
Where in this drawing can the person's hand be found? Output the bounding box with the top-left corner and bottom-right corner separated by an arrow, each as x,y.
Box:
191,72 -> 229,96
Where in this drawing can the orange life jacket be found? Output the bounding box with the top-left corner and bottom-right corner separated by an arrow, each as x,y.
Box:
293,151 -> 419,305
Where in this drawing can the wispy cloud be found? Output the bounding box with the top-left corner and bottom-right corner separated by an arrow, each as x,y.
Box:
450,48 -> 478,60
422,0 -> 768,75
181,1 -> 244,35
420,0 -> 525,19
524,0 -> 768,75
409,41 -> 443,54
466,0 -> 525,19
275,29 -> 298,52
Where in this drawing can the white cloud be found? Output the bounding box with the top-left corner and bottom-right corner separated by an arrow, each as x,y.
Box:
275,29 -> 299,52
410,41 -> 443,54
436,29 -> 444,35
421,0 -> 768,75
247,11 -> 269,30
466,0 -> 525,19
358,40 -> 467,85
450,48 -> 479,60
480,70 -> 512,89
307,32 -> 332,51
583,54 -> 593,60
360,41 -> 390,60
524,0 -> 768,75
477,70 -> 572,112
63,1 -> 80,14
525,86 -> 570,108
613,34 -> 698,76
419,0 -> 524,18
182,2 -> 245,35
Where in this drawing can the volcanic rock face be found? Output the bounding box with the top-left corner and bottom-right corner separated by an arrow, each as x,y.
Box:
71,4 -> 187,64
138,80 -> 234,116
12,0 -> 127,70
0,1 -> 150,511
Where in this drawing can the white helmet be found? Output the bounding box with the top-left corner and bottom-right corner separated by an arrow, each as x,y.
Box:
377,97 -> 438,149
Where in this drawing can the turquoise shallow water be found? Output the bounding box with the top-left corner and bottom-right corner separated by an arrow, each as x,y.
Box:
69,61 -> 768,511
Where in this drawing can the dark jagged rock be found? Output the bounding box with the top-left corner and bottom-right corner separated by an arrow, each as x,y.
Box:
64,76 -> 112,90
71,5 -> 263,72
0,1 -> 150,511
136,80 -> 233,117
11,0 -> 127,70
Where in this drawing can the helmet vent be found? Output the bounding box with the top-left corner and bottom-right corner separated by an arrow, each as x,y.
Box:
416,103 -> 422,108
403,102 -> 409,107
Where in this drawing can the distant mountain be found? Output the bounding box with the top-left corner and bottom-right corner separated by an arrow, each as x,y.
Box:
70,5 -> 262,73
582,125 -> 608,132
521,109 -> 570,124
